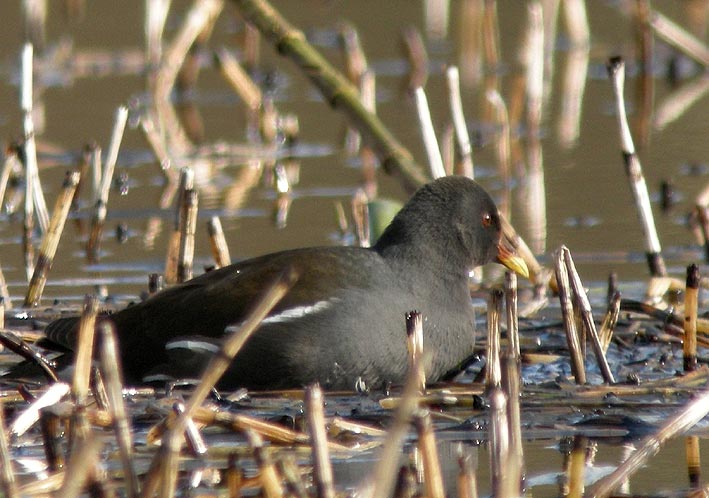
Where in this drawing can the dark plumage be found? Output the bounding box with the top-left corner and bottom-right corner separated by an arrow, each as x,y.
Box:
44,177 -> 528,390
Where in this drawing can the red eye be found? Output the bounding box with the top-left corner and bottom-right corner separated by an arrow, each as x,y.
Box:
482,212 -> 493,227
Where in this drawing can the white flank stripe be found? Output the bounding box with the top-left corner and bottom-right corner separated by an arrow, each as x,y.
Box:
166,339 -> 221,354
261,299 -> 334,325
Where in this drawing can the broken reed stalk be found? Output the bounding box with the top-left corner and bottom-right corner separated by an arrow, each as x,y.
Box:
586,388 -> 709,498
90,366 -> 110,411
413,87 -> 445,179
554,248 -> 586,384
154,0 -> 224,102
562,247 -> 615,384
11,382 -> 70,438
55,433 -> 103,498
524,1 -> 544,139
138,115 -> 172,175
145,0 -> 170,67
339,22 -> 368,85
21,42 -> 50,235
634,0 -> 654,148
684,264 -> 699,372
696,205 -> 709,263
686,436 -> 701,487
622,298 -> 709,336
227,454 -> 243,498
654,77 -> 709,133
366,352 -> 427,498
177,188 -> 199,282
71,294 -> 99,404
403,26 -> 428,90
358,71 -> 378,195
0,399 -> 17,498
172,402 -> 208,457
147,268 -> 296,498
485,90 -> 511,206
486,289 -> 503,389
22,0 -> 47,49
457,447 -> 479,498
567,436 -> 588,498
598,291 -> 621,353
306,385 -> 335,498
558,22 -> 589,147
89,142 -> 102,199
606,57 -> 666,277
24,170 -> 80,307
648,9 -> 709,67
414,410 -> 445,498
165,167 -> 194,283
214,46 -> 263,112
501,356 -> 523,496
273,164 -> 291,228
339,22 -> 367,152
148,273 -> 164,294
247,430 -> 285,498
176,9 -> 216,94
445,66 -> 474,178
230,0 -> 428,193
99,322 -> 139,498
488,389 -> 511,498
406,310 -> 425,392
440,124 -> 455,176
42,409 -> 64,472
207,216 -> 231,268
351,189 -> 370,248
87,105 -> 129,262
0,149 -> 20,215
0,329 -> 57,382
504,272 -> 519,359
279,455 -> 309,498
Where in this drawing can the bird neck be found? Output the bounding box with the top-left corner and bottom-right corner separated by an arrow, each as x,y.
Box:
374,235 -> 471,283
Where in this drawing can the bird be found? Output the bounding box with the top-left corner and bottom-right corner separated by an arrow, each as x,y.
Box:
42,176 -> 528,391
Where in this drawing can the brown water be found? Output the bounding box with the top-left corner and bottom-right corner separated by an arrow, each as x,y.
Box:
1,0 -> 709,495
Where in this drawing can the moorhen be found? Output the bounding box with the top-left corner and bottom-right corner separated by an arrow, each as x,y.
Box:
43,176 -> 528,390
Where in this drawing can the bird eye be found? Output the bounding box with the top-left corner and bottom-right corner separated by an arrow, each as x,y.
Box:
482,212 -> 493,227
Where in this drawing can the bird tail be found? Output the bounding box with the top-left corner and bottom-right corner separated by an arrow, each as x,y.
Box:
43,316 -> 81,349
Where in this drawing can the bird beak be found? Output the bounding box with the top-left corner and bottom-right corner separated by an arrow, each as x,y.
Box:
495,236 -> 529,279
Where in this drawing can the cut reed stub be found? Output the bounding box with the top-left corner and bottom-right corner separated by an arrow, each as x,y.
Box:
0,397 -> 17,498
98,321 -> 139,498
695,205 -> 709,264
504,272 -> 519,359
563,247 -> 615,384
685,435 -> 701,487
485,289 -> 503,390
683,264 -> 699,372
414,410 -> 445,498
405,310 -> 425,392
148,273 -> 164,295
24,171 -> 80,308
554,248 -> 586,385
207,216 -> 231,268
456,445 -> 478,498
72,294 -> 99,405
176,188 -> 199,283
306,384 -> 335,498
